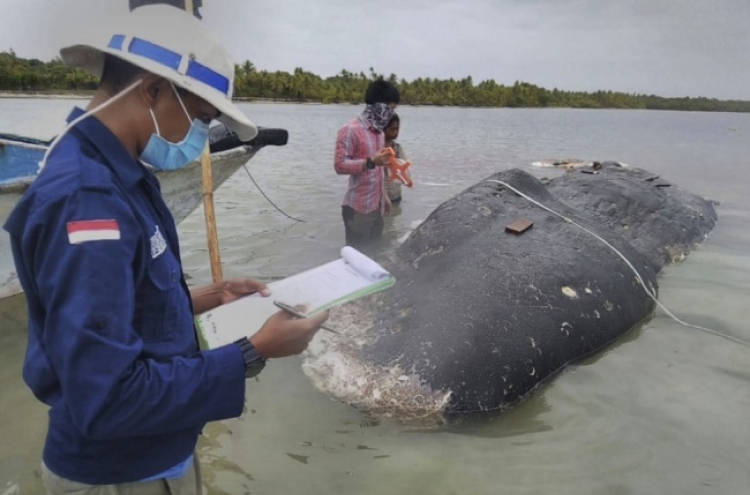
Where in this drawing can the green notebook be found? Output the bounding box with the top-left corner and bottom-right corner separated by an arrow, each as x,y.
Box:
196,247 -> 396,349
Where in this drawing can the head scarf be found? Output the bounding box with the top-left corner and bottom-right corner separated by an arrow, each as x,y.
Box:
363,103 -> 394,132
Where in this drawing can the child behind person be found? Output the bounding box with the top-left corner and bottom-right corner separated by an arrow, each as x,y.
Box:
383,113 -> 407,205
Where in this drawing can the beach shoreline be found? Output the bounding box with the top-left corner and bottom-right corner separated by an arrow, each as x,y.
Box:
2,91 -> 746,114
0,91 -> 340,105
0,91 -> 92,100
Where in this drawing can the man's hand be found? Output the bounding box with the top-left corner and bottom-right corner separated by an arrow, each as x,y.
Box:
191,277 -> 270,315
250,307 -> 330,358
219,278 -> 270,305
372,148 -> 391,167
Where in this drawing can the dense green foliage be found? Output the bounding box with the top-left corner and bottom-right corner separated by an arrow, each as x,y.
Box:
2,51 -> 749,112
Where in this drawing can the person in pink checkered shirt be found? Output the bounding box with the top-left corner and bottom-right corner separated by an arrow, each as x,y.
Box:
334,77 -> 400,251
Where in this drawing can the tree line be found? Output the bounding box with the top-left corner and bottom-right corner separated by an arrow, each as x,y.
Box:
2,50 -> 749,113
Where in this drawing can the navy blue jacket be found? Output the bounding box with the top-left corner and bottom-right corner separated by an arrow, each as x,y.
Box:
3,108 -> 246,484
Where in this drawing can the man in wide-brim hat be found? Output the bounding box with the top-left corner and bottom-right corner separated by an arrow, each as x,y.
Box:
4,5 -> 327,494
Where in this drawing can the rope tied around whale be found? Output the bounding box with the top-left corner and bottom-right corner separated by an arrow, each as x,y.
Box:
485,179 -> 750,348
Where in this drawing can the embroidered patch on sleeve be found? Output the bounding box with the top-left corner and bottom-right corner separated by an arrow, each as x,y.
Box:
150,226 -> 167,258
66,219 -> 121,245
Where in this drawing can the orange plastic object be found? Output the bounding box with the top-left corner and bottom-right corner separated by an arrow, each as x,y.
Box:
384,147 -> 413,187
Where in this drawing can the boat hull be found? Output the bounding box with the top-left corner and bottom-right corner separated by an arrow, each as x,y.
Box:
0,138 -> 258,299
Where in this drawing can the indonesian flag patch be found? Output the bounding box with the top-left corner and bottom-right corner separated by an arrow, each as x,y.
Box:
66,219 -> 121,245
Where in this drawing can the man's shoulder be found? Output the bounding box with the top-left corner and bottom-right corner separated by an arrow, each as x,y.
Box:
340,115 -> 367,130
10,139 -> 121,225
337,116 -> 368,138
36,140 -> 117,197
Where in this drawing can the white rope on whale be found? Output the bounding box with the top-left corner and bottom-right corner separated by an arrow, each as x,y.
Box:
485,179 -> 750,348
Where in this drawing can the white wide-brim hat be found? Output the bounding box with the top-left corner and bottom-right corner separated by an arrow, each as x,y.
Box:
60,4 -> 257,141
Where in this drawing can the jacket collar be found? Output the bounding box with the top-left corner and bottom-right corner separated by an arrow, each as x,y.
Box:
66,107 -> 154,189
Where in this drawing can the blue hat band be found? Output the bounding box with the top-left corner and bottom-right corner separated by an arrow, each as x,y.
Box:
108,34 -> 230,96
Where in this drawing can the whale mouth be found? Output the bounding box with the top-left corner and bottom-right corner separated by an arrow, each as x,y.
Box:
301,303 -> 452,427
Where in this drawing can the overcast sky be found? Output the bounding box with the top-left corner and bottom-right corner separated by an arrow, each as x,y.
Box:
1,0 -> 748,99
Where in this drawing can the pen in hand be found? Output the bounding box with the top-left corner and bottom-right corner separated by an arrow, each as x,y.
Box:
273,301 -> 340,335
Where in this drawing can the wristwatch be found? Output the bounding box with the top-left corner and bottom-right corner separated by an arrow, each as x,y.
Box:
366,157 -> 376,170
234,337 -> 266,378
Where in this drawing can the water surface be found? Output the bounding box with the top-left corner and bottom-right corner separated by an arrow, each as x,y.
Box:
1,100 -> 749,494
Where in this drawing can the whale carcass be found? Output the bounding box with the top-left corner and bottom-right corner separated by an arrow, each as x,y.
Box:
303,164 -> 717,424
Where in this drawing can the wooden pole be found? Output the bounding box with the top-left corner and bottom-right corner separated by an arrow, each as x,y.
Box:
201,145 -> 224,283
186,0 -> 223,284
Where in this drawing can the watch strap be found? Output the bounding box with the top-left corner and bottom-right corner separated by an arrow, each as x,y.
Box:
234,337 -> 266,379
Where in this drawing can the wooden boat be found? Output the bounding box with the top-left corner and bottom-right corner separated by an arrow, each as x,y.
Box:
0,127 -> 288,299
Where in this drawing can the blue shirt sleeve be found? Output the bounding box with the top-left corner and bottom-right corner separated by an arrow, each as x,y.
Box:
22,183 -> 247,441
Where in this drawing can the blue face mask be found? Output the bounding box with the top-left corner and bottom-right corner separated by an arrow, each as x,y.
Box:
140,84 -> 209,171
